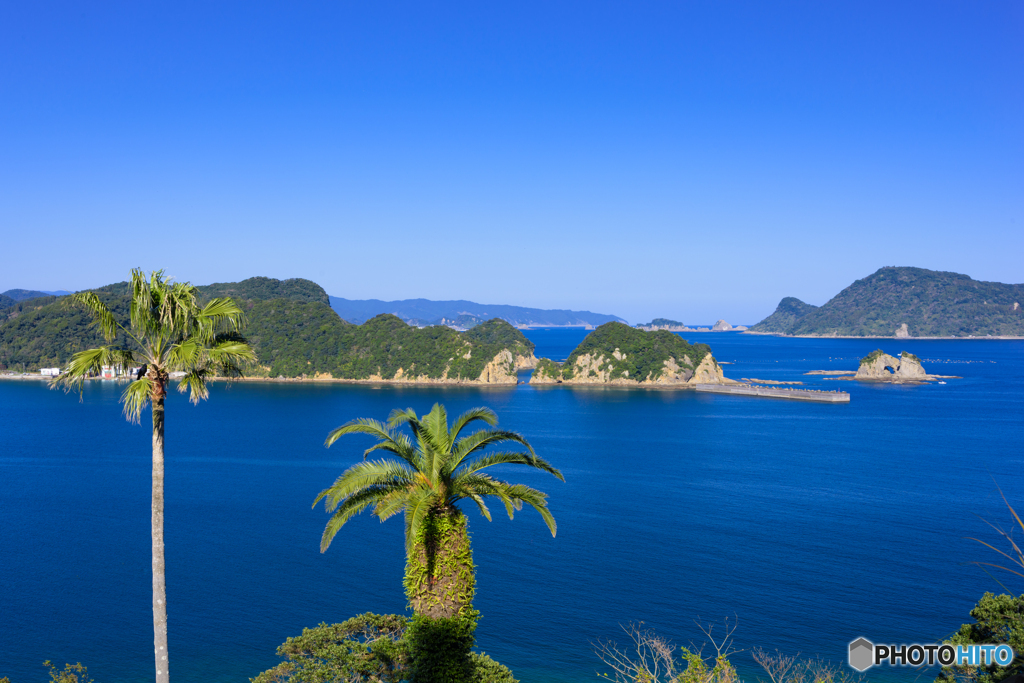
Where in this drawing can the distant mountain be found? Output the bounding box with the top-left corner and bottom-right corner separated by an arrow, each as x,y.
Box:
749,267 -> 1024,337
2,289 -> 70,301
329,296 -> 625,328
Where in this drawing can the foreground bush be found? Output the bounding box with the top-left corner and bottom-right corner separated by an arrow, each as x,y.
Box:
251,613 -> 516,683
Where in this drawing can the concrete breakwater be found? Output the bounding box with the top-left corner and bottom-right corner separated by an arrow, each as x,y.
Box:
696,383 -> 850,403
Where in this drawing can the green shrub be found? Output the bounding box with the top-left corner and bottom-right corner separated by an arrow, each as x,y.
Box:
252,612 -> 517,683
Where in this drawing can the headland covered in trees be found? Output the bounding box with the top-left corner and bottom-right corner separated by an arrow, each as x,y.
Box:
1,277 -> 738,388
0,277 -> 540,384
748,266 -> 1024,338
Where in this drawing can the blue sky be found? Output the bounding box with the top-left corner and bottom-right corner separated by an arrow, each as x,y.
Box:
1,2 -> 1021,324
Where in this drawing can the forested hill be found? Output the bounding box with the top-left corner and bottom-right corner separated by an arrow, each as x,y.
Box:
0,276 -> 537,381
749,267 -> 1024,337
0,283 -> 132,370
199,277 -> 329,306
329,296 -> 625,328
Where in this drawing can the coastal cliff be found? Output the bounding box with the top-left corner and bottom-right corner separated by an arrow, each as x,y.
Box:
530,322 -> 731,387
355,347 -> 535,385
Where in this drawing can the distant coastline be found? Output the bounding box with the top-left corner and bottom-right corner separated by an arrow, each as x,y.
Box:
743,331 -> 1024,340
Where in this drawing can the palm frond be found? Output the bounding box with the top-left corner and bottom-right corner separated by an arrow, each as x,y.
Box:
175,369 -> 210,405
466,492 -> 492,522
449,429 -> 536,472
313,460 -> 417,511
387,407 -> 418,425
167,338 -> 204,370
422,403 -> 451,452
67,292 -> 120,342
129,268 -> 157,335
122,379 -> 155,423
325,418 -> 421,469
207,339 -> 257,364
327,418 -> 400,448
319,487 -> 385,552
457,448 -> 564,481
363,436 -> 419,467
373,485 -> 418,522
404,487 -> 438,552
456,473 -> 516,518
52,347 -> 135,395
448,407 -> 498,443
198,297 -> 246,340
502,483 -> 558,537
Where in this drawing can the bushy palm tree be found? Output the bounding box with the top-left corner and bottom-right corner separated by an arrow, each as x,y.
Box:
54,269 -> 255,683
315,403 -> 563,619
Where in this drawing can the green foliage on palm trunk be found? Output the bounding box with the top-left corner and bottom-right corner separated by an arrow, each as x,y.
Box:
404,510 -> 476,619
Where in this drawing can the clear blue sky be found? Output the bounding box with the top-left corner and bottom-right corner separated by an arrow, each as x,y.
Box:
1,2 -> 1021,324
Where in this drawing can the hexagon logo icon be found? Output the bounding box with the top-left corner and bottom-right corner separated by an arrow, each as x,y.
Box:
849,638 -> 874,672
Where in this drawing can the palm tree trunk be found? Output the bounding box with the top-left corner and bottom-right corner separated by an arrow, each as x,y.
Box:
152,393 -> 169,683
405,508 -> 476,619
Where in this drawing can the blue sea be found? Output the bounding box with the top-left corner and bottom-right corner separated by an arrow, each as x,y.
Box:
1,331 -> 1023,682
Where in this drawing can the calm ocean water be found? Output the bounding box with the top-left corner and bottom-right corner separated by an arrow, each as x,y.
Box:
1,331 -> 1023,682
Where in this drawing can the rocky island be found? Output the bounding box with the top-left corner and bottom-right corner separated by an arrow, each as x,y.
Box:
530,322 -> 732,386
852,350 -> 956,383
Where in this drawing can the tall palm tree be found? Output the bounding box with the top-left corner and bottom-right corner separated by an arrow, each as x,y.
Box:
315,403 -> 564,619
53,269 -> 255,683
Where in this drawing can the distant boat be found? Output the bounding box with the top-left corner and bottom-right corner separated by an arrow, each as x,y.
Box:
938,381 -> 946,384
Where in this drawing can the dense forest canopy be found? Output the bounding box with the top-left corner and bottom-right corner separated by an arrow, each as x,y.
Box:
199,276 -> 329,306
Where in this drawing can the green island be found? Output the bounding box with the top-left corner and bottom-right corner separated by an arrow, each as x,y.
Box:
641,317 -> 685,327
0,277 -> 535,382
532,321 -> 722,385
749,267 -> 1024,337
